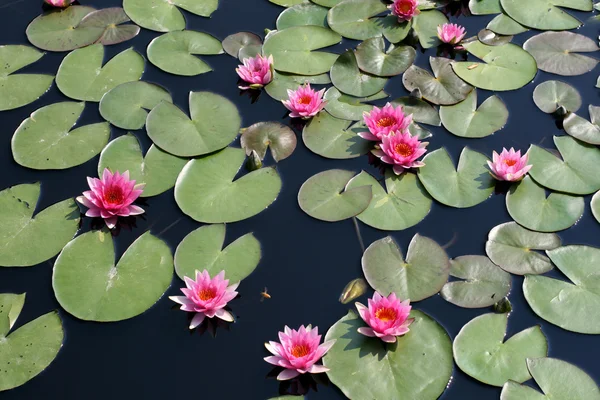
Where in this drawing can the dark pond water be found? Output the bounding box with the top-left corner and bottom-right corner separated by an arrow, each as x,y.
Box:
1,0 -> 599,398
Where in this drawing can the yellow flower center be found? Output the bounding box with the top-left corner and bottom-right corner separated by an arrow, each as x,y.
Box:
290,343 -> 310,358
375,307 -> 398,322
376,117 -> 396,128
198,288 -> 217,301
394,143 -> 413,157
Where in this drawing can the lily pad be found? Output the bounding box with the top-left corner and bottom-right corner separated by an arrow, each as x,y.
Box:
0,183 -> 79,267
323,310 -> 452,400
12,102 -> 110,170
593,190 -> 600,224
298,169 -> 372,222
362,234 -> 450,302
302,112 -> 371,159
323,88 -> 388,120
146,91 -> 241,157
262,26 -> 341,75
440,90 -> 508,138
403,57 -> 473,106
506,176 -> 584,233
346,171 -> 432,231
175,147 -> 282,223
440,256 -> 511,308
355,37 -> 416,77
523,32 -> 599,76
270,0 -> 309,6
78,7 -> 140,46
469,0 -> 501,14
0,294 -> 25,334
500,0 -> 592,30
486,222 -> 561,275
417,147 -> 495,208
330,50 -> 387,97
265,71 -> 331,101
0,45 -> 54,111
123,0 -> 219,32
391,96 -> 441,126
240,122 -> 297,162
222,32 -> 262,59
477,29 -> 514,46
564,105 -> 600,145
276,4 -> 329,29
56,44 -> 144,102
486,13 -> 529,35
524,245 -> 600,334
412,10 -> 448,49
452,41 -> 537,91
98,133 -> 187,197
174,224 -> 260,282
147,31 -> 223,76
533,80 -> 581,114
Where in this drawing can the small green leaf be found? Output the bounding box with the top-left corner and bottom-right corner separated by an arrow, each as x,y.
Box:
440,90 -> 508,138
330,50 -> 388,97
355,37 -> 416,77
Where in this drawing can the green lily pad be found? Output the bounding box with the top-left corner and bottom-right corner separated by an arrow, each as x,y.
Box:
355,37 -> 416,77
324,88 -> 388,120
440,90 -> 508,138
147,31 -> 223,76
500,0 -> 592,30
265,71 -> 331,101
174,224 -> 260,282
175,147 -> 282,223
302,112 -> 371,159
78,7 -> 140,46
417,147 -> 495,208
53,230 -> 173,322
56,44 -> 144,102
327,0 -> 411,43
123,0 -> 218,32
0,295 -> 63,392
412,10 -> 448,49
564,105 -> 600,145
523,32 -> 599,76
262,26 -> 341,75
391,96 -> 441,126
440,256 -> 511,308
346,171 -> 432,231
469,0 -> 501,14
298,169 -> 372,222
593,190 -> 600,223
12,102 -> 110,170
477,29 -> 514,47
362,234 -> 450,301
486,222 -> 561,275
276,4 -> 329,29
240,122 -> 297,162
403,57 -> 473,106
222,32 -> 262,59
506,176 -> 584,233
524,245 -> 600,334
533,80 -> 581,114
98,133 -> 187,198
146,91 -> 241,157
528,136 -> 600,195
452,41 -> 537,91
454,312 -> 548,386
486,13 -> 529,35
0,45 -> 54,111
0,183 -> 79,267
270,0 -> 309,6
323,310 -> 452,400
330,50 -> 387,97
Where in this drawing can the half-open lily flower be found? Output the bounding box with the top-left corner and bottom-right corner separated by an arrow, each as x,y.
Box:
437,23 -> 467,45
356,292 -> 414,343
282,83 -> 326,119
45,0 -> 74,7
76,169 -> 145,229
487,147 -> 532,182
236,54 -> 274,90
361,103 -> 413,141
372,130 -> 428,175
170,270 -> 239,330
389,0 -> 420,22
264,325 -> 336,381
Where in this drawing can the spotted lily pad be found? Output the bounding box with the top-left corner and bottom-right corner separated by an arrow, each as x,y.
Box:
440,90 -> 508,138
524,32 -> 599,76
564,105 -> 600,145
276,3 -> 329,29
0,294 -> 25,334
78,7 -> 140,45
302,112 -> 371,159
355,37 -> 416,77
0,183 -> 79,267
331,50 -> 387,97
240,122 -> 297,162
391,96 -> 441,126
500,0 -> 592,30
533,80 -> 582,114
324,88 -> 388,120
222,32 -> 262,59
412,10 -> 448,49
123,0 -> 219,32
265,71 -> 331,101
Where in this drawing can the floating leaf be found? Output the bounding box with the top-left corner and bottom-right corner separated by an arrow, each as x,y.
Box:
175,224 -> 260,282
323,310 -> 452,399
440,90 -> 508,138
392,96 -> 441,126
403,57 -> 473,106
412,10 -> 448,49
524,32 -> 599,76
56,44 -> 144,102
477,29 -> 513,46
524,245 -> 600,334
12,102 -> 110,170
564,105 -> 600,145
486,13 -> 529,35
240,122 -> 297,162
147,31 -> 223,76
98,133 -> 187,197
78,7 -> 140,45
222,32 -> 262,59
500,0 -> 592,30
417,147 -> 495,208
0,183 -> 79,267
355,37 -> 416,77
593,190 -> 600,223
486,222 -> 560,275
440,256 -> 511,308
331,50 -> 387,97
175,147 -> 282,223
123,0 -> 218,32
312,0 -> 342,6
533,80 -> 581,114
146,91 -> 241,157
302,111 -> 371,159
339,278 -> 368,304
265,71 -> 331,101
362,235 -> 450,301
276,3 -> 329,29
0,294 -> 25,335
0,45 -> 54,111
453,313 -> 548,386
506,176 -> 584,233
324,87 -> 388,120
298,169 -> 372,222
270,0 -> 309,6
346,171 -> 432,231
469,0 -> 501,15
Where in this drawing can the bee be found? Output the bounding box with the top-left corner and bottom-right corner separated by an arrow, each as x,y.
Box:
260,287 -> 271,302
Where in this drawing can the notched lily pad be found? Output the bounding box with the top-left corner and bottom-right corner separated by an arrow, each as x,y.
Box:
440,90 -> 508,138
123,0 -> 219,32
78,7 -> 140,45
240,122 -> 297,162
331,50 -> 387,97
564,105 -> 600,145
533,80 -> 581,114
355,37 -> 416,77
222,32 -> 262,59
524,32 -> 599,76
302,111 -> 371,159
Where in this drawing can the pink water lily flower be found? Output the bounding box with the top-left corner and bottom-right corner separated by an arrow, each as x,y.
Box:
372,130 -> 428,175
169,270 -> 239,329
45,0 -> 74,7
264,325 -> 336,381
389,0 -> 420,22
437,23 -> 467,45
236,54 -> 274,90
282,83 -> 326,119
76,169 -> 145,229
356,292 -> 414,343
361,103 -> 413,141
487,147 -> 532,182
